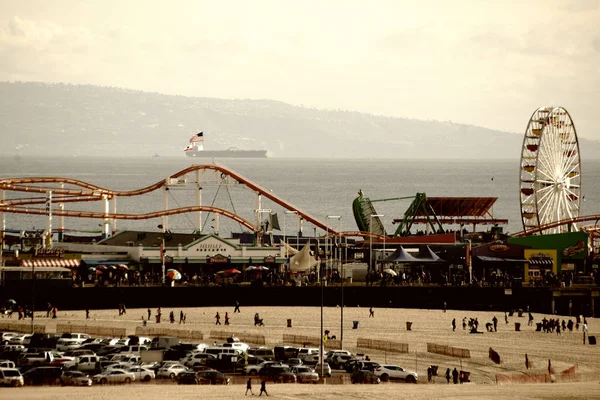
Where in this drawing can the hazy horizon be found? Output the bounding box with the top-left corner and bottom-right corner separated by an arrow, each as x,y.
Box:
1,1 -> 599,141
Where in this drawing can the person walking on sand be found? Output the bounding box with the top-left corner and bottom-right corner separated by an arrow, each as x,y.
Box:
452,318 -> 456,331
215,312 -> 221,325
525,353 -> 530,369
234,301 -> 241,313
147,308 -> 151,321
179,310 -> 184,324
452,368 -> 459,384
259,379 -> 268,396
86,308 -> 90,319
369,307 -> 374,318
245,377 -> 254,396
225,312 -> 230,325
445,368 -> 451,384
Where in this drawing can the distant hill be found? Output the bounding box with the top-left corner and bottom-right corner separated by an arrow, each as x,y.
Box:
1,81 -> 599,159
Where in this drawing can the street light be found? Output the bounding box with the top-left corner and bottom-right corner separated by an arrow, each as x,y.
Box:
369,215 -> 384,286
326,215 -> 342,350
283,210 -> 299,258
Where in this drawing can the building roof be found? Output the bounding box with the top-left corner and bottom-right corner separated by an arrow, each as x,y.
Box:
98,231 -> 205,247
420,197 -> 498,217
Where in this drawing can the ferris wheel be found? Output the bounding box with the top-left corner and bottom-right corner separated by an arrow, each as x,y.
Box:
519,106 -> 581,234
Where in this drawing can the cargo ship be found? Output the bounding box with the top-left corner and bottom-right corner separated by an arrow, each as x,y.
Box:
184,132 -> 267,158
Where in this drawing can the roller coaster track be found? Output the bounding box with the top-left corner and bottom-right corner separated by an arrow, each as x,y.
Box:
0,163 -> 342,235
510,214 -> 600,237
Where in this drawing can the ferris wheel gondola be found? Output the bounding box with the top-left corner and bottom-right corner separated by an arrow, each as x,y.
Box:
519,106 -> 581,234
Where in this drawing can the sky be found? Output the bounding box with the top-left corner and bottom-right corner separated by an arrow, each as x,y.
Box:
1,0 -> 599,139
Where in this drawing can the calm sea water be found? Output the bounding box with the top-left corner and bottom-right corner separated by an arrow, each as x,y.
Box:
1,156 -> 599,237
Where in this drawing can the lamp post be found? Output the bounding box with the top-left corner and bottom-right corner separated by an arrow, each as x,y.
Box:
466,239 -> 472,284
327,215 -> 342,350
369,214 -> 384,287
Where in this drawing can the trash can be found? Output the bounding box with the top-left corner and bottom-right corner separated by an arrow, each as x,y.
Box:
588,336 -> 597,345
515,322 -> 521,331
287,319 -> 292,328
406,321 -> 413,331
352,321 -> 360,329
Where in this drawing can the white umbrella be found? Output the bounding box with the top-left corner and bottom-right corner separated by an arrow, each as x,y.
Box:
383,268 -> 397,276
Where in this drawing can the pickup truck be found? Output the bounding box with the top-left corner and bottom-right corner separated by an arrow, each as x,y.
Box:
0,360 -> 16,369
62,355 -> 102,373
56,333 -> 90,352
17,351 -> 54,367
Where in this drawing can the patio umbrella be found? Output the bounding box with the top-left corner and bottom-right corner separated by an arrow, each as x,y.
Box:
167,269 -> 182,280
118,264 -> 129,270
95,270 -> 103,275
98,265 -> 108,270
383,268 -> 397,276
224,268 -> 241,275
256,266 -> 269,271
245,266 -> 257,271
6,299 -> 17,306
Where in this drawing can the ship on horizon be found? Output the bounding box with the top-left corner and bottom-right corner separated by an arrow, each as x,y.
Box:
184,132 -> 267,158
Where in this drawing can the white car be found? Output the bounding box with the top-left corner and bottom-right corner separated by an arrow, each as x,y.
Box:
291,366 -> 319,383
374,365 -> 418,383
9,334 -> 31,346
0,368 -> 24,387
56,333 -> 90,352
93,369 -> 135,384
182,353 -> 216,368
157,363 -> 189,379
245,361 -> 283,376
60,370 -> 93,386
125,366 -> 155,382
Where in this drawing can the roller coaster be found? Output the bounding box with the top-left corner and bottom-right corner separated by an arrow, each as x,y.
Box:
0,163 -> 375,241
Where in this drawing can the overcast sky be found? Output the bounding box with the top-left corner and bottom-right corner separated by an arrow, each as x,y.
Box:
1,1 -> 599,139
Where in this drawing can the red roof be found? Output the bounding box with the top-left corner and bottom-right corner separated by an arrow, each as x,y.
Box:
418,197 -> 498,217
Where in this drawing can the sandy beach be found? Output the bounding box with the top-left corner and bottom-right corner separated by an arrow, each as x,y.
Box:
2,305 -> 599,399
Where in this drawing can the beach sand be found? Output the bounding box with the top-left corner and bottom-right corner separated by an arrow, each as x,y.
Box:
2,305 -> 599,399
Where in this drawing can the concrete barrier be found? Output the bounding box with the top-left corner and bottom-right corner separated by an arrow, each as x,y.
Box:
56,322 -> 127,338
427,342 -> 470,358
357,338 -> 409,353
135,326 -> 204,340
0,321 -> 46,333
209,330 -> 266,345
281,334 -> 342,349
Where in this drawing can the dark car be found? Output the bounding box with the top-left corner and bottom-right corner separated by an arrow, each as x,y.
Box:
259,364 -> 296,383
28,334 -> 60,349
351,370 -> 381,384
22,366 -> 63,385
177,371 -> 201,385
197,370 -> 230,385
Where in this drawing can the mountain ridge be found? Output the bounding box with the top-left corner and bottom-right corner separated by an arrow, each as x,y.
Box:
1,81 -> 598,160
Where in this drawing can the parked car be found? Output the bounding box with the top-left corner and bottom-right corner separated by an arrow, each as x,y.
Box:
196,370 -> 231,385
287,357 -> 303,367
157,363 -> 189,379
177,371 -> 201,385
182,352 -> 216,368
328,354 -> 354,370
0,367 -> 24,387
62,355 -> 102,372
9,334 -> 31,346
17,351 -> 54,367
374,365 -> 418,383
290,366 -> 319,383
93,369 -> 135,384
351,369 -> 381,384
259,364 -> 296,383
297,348 -> 320,362
245,361 -> 281,376
346,361 -> 380,373
56,333 -> 90,352
0,360 -> 16,369
22,366 -> 63,385
314,362 -> 332,377
60,370 -> 93,386
247,347 -> 275,361
125,366 -> 155,382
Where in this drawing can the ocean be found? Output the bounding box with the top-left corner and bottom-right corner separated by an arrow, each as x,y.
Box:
1,156 -> 599,237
